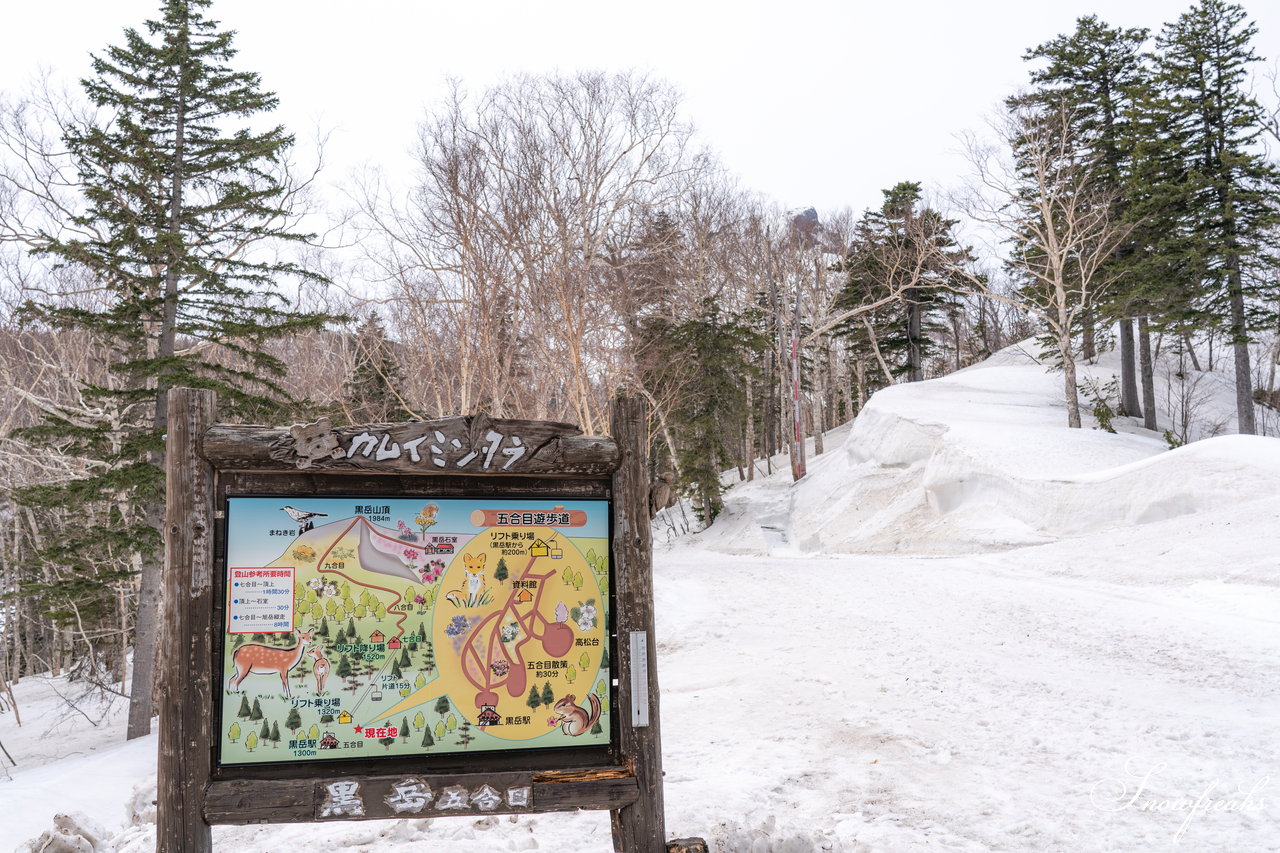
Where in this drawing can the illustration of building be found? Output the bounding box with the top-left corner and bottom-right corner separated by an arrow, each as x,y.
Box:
477,705 -> 501,727
338,711 -> 352,724
370,630 -> 385,644
319,732 -> 340,749
387,636 -> 402,650
516,589 -> 533,603
531,539 -> 549,557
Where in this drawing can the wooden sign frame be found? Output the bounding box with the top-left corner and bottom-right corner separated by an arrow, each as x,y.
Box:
158,389 -> 664,852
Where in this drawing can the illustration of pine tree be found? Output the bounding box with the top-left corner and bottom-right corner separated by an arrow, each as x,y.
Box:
421,727 -> 434,749
379,736 -> 395,751
401,716 -> 411,740
423,643 -> 436,672
590,720 -> 603,736
494,558 -> 509,585
285,707 -> 302,730
435,696 -> 450,719
526,685 -> 541,712
541,682 -> 554,708
270,721 -> 280,746
347,618 -> 357,637
399,647 -> 411,669
336,655 -> 352,682
335,628 -> 346,645
259,719 -> 270,742
237,696 -> 252,719
601,646 -> 610,668
250,698 -> 263,721
458,720 -> 474,749
390,660 -> 403,680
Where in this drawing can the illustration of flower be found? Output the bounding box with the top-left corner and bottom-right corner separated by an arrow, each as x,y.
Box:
490,660 -> 509,677
307,577 -> 324,591
403,548 -> 420,562
547,716 -> 560,728
291,545 -> 317,563
500,622 -> 520,643
555,602 -> 569,623
445,615 -> 470,637
571,599 -> 598,632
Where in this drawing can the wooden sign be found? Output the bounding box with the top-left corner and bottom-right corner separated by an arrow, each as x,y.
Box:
158,395 -> 665,852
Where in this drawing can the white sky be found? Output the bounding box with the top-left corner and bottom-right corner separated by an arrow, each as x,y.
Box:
2,0 -> 1278,218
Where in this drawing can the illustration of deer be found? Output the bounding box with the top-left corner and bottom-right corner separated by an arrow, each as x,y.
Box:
308,646 -> 330,695
228,628 -> 313,698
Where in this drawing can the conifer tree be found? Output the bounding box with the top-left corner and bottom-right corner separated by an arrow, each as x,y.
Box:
340,312 -> 412,423
15,0 -> 329,739
1129,0 -> 1280,434
639,299 -> 766,523
1022,17 -> 1151,416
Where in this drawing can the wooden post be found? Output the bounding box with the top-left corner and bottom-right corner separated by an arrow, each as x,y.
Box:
157,388 -> 216,853
609,395 -> 667,851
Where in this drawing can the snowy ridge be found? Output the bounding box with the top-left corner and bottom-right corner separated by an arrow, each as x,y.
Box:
698,344 -> 1280,558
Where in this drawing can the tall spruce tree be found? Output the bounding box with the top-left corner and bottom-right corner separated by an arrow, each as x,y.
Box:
639,299 -> 766,523
340,312 -> 411,423
19,0 -> 328,738
1130,0 -> 1280,434
1023,17 -> 1151,419
835,182 -> 968,386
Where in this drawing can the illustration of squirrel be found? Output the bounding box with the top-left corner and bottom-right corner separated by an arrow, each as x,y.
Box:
445,552 -> 487,607
553,693 -> 602,736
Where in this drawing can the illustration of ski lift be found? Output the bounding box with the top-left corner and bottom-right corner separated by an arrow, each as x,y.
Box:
372,688 -> 384,701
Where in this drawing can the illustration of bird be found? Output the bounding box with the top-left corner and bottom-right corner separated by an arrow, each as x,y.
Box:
282,505 -> 328,534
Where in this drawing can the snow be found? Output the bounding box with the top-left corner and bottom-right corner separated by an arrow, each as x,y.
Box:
4,341 -> 1280,852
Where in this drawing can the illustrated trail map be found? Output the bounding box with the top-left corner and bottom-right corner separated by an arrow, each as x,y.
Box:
218,497 -> 611,765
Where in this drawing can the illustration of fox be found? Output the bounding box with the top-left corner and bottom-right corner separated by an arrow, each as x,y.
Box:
445,553 -> 488,607
553,693 -> 602,737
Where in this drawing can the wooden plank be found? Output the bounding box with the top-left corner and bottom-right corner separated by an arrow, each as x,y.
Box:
608,395 -> 667,852
217,471 -> 612,500
204,771 -> 638,824
157,388 -> 218,852
201,415 -> 618,476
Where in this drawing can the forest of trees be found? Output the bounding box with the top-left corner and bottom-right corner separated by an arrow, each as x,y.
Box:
1,0 -> 1278,730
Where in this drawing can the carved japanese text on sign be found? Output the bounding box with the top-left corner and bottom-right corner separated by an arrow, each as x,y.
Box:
345,428 -> 525,470
315,775 -> 534,821
263,414 -> 598,474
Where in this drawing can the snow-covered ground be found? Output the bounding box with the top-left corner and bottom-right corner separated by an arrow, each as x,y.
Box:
4,343 -> 1279,852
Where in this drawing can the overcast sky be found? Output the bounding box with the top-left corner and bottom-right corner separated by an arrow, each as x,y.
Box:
2,0 -> 1277,218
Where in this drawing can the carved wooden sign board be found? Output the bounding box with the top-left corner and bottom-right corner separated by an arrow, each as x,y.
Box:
159,393 -> 666,853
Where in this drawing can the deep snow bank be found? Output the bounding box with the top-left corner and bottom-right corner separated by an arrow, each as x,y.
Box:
698,343 -> 1280,556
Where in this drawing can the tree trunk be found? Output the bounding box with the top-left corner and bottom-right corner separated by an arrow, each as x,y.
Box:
1081,304 -> 1096,362
1138,315 -> 1157,432
1061,334 -> 1082,429
1228,268 -> 1256,435
906,290 -> 923,382
1119,317 -> 1141,418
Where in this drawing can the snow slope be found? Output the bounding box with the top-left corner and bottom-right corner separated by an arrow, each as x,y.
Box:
4,343 -> 1279,852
